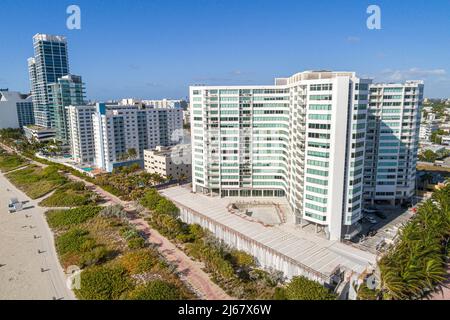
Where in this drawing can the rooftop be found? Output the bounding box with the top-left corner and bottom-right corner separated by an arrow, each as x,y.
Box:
33,33 -> 67,43
160,185 -> 376,278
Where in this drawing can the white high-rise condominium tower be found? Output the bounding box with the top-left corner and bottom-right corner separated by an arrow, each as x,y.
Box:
189,71 -> 423,241
66,105 -> 96,164
364,81 -> 424,206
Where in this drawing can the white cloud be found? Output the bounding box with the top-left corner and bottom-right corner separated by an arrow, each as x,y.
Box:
380,68 -> 446,81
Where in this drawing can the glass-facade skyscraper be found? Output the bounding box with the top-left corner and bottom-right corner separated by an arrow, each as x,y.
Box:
28,34 -> 69,128
48,74 -> 85,143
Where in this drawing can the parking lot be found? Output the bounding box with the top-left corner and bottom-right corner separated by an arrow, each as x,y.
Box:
348,205 -> 417,255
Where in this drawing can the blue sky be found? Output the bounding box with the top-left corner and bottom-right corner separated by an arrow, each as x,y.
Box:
1,0 -> 449,99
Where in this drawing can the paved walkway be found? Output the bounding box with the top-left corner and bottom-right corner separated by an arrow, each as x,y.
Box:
67,174 -> 232,300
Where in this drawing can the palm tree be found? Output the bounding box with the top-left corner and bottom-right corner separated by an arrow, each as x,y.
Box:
127,148 -> 137,160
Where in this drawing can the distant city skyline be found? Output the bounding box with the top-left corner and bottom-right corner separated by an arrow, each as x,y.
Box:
1,0 -> 449,99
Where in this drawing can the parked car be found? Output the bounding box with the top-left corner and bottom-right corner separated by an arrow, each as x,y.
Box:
367,216 -> 378,224
374,211 -> 387,219
363,208 -> 378,214
8,197 -> 19,209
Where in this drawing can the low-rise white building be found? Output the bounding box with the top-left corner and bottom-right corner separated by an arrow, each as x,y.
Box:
441,135 -> 450,146
419,113 -> 439,141
144,145 -> 191,180
23,125 -> 56,142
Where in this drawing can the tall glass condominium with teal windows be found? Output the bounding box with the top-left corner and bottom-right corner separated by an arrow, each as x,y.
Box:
190,71 -> 423,241
48,74 -> 86,144
28,34 -> 69,128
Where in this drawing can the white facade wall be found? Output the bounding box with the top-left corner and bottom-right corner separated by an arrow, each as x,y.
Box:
66,105 -> 96,163
178,205 -> 330,283
89,105 -> 183,172
144,146 -> 192,180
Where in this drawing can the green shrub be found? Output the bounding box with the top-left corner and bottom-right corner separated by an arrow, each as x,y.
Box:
6,165 -> 67,199
39,182 -> 97,207
0,153 -> 26,172
79,246 -> 110,267
186,241 -> 235,280
120,249 -> 159,274
230,250 -> 256,270
284,276 -> 336,300
357,283 -> 381,300
59,181 -> 86,191
120,227 -> 140,240
140,189 -> 162,211
274,287 -> 287,300
149,213 -> 185,240
46,206 -> 102,229
127,280 -> 182,300
100,204 -> 125,219
75,265 -> 134,300
127,237 -> 146,249
154,198 -> 179,217
56,228 -> 95,256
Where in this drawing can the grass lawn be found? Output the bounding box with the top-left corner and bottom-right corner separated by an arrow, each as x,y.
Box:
6,164 -> 67,199
0,151 -> 27,172
39,182 -> 99,207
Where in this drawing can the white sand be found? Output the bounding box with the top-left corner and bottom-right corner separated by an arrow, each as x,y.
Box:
0,170 -> 75,300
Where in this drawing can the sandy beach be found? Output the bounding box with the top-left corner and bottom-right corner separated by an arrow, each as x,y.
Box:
0,169 -> 75,300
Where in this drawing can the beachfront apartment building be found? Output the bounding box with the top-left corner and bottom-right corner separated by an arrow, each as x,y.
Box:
144,145 -> 192,180
364,81 -> 424,205
0,90 -> 34,129
142,99 -> 183,109
48,74 -> 86,144
189,70 -> 423,241
66,105 -> 96,164
66,103 -> 183,172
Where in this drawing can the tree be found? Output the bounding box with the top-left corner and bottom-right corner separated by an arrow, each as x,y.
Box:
154,198 -> 179,217
284,276 -> 336,300
127,148 -> 138,160
151,173 -> 165,185
430,129 -> 448,144
419,150 -> 438,163
379,184 -> 450,300
140,189 -> 162,211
